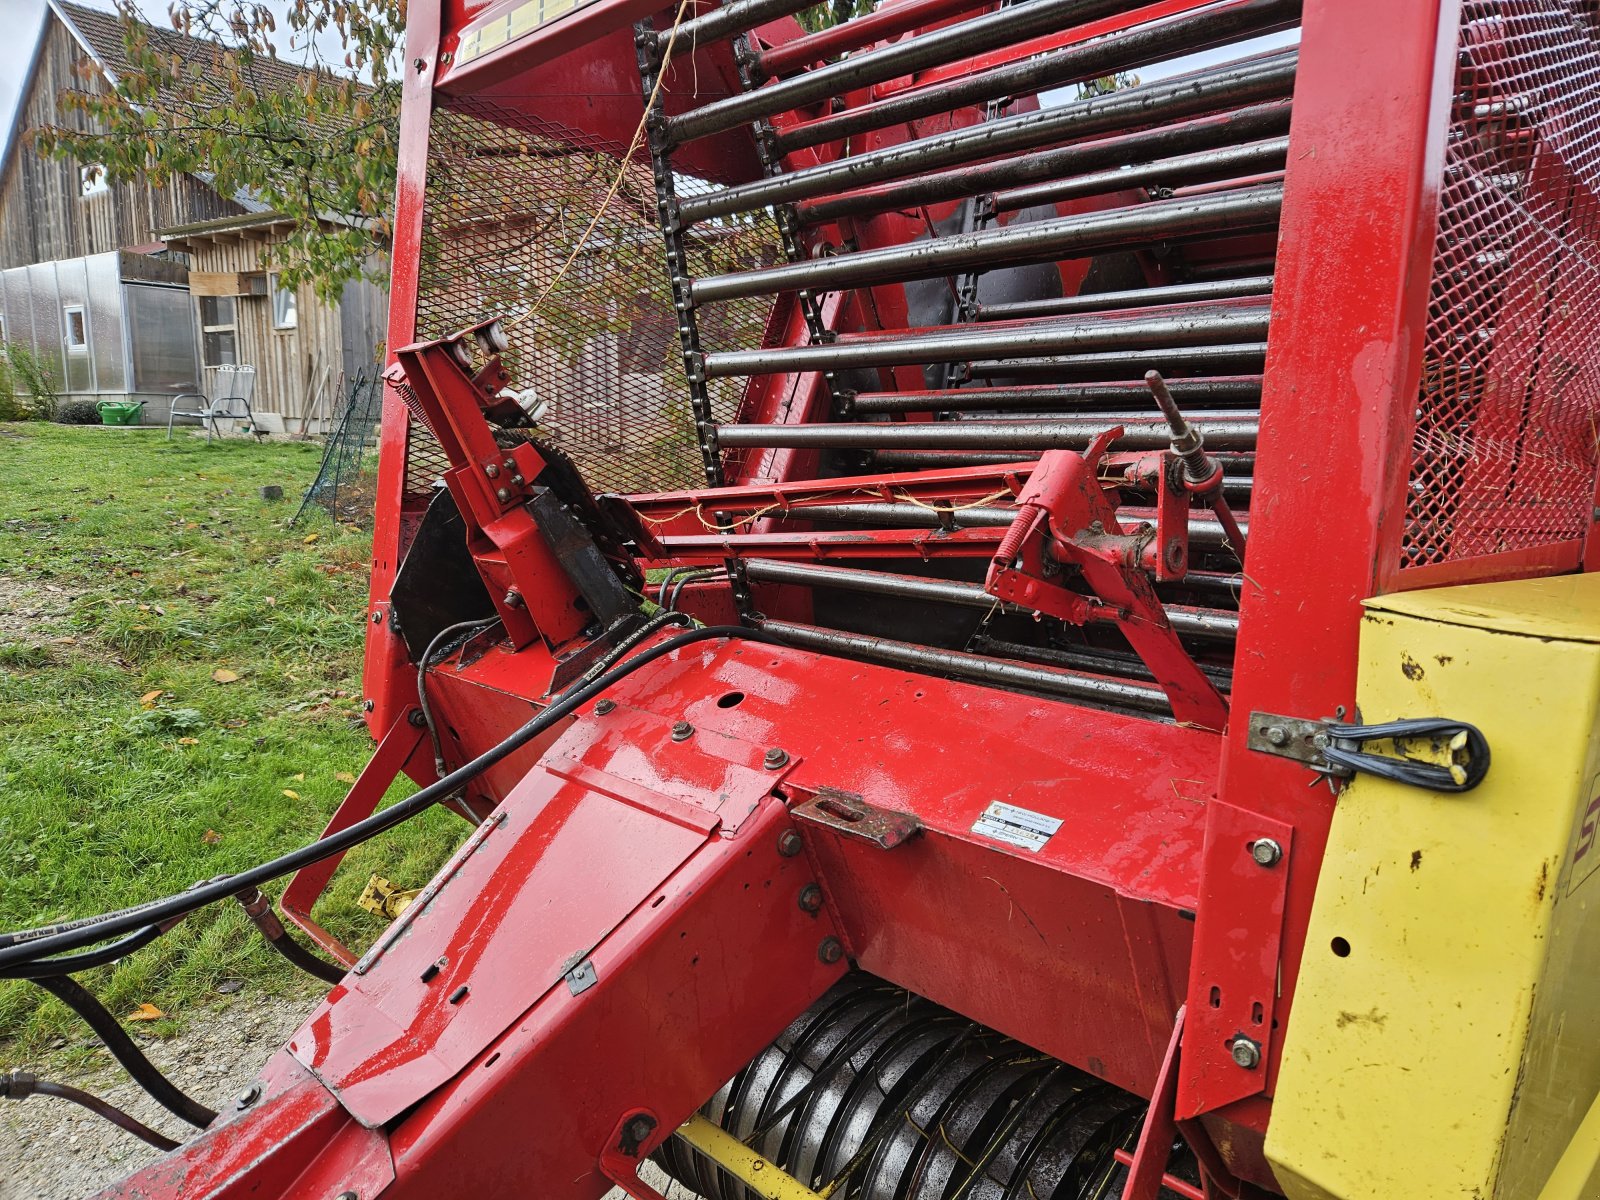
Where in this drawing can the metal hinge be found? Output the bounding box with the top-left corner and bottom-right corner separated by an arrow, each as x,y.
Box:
1247,711 -> 1491,793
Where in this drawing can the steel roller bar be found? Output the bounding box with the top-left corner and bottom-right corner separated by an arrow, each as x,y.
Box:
675,52 -> 1298,224
976,278 -> 1274,323
692,186 -> 1282,305
714,418 -> 1259,450
971,633 -> 1234,687
663,0 -> 1141,147
968,342 -> 1267,379
753,618 -> 1174,711
660,0 -> 821,54
781,501 -> 1251,547
703,305 -> 1269,377
991,135 -> 1289,212
756,0 -> 989,78
771,0 -> 1300,153
744,559 -> 1238,638
793,100 -> 1290,224
847,377 -> 1263,413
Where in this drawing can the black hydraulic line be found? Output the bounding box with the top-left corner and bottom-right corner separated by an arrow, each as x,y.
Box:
693,186 -> 1283,305
743,559 -> 1238,638
29,976 -> 216,1128
773,0 -> 1301,153
846,376 -> 1263,413
1,1071 -> 180,1152
0,621 -> 788,972
660,0 -> 819,54
991,134 -> 1289,212
0,923 -> 165,981
795,101 -> 1291,225
417,616 -> 502,778
235,887 -> 347,986
976,277 -> 1274,324
663,0 -> 1140,147
713,416 -> 1259,452
753,617 -> 1172,712
968,342 -> 1267,379
703,306 -> 1271,378
674,52 -> 1298,224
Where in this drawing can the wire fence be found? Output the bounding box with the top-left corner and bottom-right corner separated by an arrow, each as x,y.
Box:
291,371 -> 384,527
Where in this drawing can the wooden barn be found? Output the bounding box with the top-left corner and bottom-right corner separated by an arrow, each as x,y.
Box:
0,0 -> 387,425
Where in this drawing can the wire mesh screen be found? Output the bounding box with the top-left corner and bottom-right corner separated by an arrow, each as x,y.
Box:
1403,1 -> 1600,570
410,96 -> 777,496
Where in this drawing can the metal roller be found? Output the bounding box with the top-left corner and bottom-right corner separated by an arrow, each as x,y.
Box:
655,0 -> 820,55
989,135 -> 1290,213
674,52 -> 1298,224
756,0 -> 989,78
972,633 -> 1235,689
976,278 -> 1275,324
771,0 -> 1301,153
846,377 -> 1264,414
967,342 -> 1267,380
794,102 -> 1292,225
663,0 -> 1140,147
777,501 -> 1252,549
712,417 -> 1260,452
691,186 -> 1283,305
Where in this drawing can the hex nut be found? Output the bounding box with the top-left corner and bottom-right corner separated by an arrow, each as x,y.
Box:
777,830 -> 804,858
236,1083 -> 262,1109
594,699 -> 617,716
798,883 -> 824,914
1229,1036 -> 1262,1070
763,747 -> 790,770
1249,837 -> 1283,867
817,937 -> 844,965
671,721 -> 695,742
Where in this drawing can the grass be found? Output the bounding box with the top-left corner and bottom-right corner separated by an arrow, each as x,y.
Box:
0,424 -> 461,1055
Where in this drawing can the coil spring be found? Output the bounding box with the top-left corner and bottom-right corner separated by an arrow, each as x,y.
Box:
654,975 -> 1198,1200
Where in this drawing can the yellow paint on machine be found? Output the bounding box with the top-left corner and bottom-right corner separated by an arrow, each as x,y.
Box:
1267,574 -> 1600,1200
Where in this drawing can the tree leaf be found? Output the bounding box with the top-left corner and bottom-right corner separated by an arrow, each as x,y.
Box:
282,789 -> 301,800
140,689 -> 164,709
212,668 -> 239,683
127,1003 -> 165,1021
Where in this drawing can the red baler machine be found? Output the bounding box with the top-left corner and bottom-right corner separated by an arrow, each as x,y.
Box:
73,0 -> 1600,1196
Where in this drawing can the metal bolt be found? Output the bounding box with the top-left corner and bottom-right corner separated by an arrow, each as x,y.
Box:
362,698 -> 374,712
671,721 -> 694,742
503,459 -> 515,471
371,611 -> 383,624
236,1083 -> 262,1109
817,937 -> 844,965
413,56 -> 426,71
503,589 -> 524,610
336,1193 -> 359,1200
496,487 -> 511,503
763,747 -> 789,770
777,830 -> 804,858
1229,1036 -> 1262,1070
798,884 -> 824,914
484,463 -> 500,478
594,699 -> 616,716
1248,838 -> 1283,868
1263,725 -> 1290,747
408,709 -> 428,728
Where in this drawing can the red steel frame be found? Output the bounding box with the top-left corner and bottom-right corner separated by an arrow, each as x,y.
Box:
103,1 -> 1595,1198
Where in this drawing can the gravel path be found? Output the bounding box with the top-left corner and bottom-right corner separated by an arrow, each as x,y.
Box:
0,992 -> 316,1200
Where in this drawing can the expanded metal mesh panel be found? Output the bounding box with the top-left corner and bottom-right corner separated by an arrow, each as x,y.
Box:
1403,1 -> 1600,569
409,97 -> 776,496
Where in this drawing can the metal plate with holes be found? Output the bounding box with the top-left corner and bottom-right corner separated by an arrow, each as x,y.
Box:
1246,711 -> 1333,768
792,789 -> 922,850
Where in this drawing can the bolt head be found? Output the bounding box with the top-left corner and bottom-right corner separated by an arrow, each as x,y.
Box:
763,747 -> 789,770
1229,1036 -> 1262,1070
798,883 -> 824,914
594,699 -> 616,716
503,459 -> 516,471
777,829 -> 804,858
1249,837 -> 1283,868
371,611 -> 383,624
484,463 -> 499,478
236,1083 -> 262,1109
362,698 -> 375,712
1264,725 -> 1290,746
496,487 -> 511,503
503,589 -> 524,609
671,721 -> 694,742
817,937 -> 844,965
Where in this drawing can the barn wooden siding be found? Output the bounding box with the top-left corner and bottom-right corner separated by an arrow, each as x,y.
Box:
0,16 -> 242,270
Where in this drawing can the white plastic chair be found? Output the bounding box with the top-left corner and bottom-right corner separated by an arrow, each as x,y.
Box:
168,365 -> 260,441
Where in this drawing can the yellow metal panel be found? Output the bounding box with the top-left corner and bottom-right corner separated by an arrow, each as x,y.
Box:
1266,574 -> 1600,1200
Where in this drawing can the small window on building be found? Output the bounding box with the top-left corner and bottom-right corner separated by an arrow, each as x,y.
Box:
80,164 -> 108,198
271,277 -> 298,330
64,306 -> 88,353
199,295 -> 238,367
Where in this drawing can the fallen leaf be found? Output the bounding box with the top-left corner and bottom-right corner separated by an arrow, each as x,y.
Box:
334,771 -> 356,784
178,736 -> 199,746
137,603 -> 151,612
201,829 -> 221,844
216,979 -> 245,995
221,717 -> 248,729
51,636 -> 76,645
139,690 -> 164,709
302,533 -> 319,544
290,772 -> 305,782
264,596 -> 276,607
127,1003 -> 165,1022
282,789 -> 301,800
212,668 -> 239,683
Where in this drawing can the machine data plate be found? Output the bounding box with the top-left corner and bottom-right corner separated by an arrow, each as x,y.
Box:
971,802 -> 1063,852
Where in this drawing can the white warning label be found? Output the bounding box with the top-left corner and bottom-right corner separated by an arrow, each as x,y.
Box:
971,801 -> 1063,852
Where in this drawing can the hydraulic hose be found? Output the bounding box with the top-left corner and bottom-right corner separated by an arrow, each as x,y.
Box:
1,1069 -> 180,1151
0,624 -> 782,971
234,887 -> 347,986
0,922 -> 165,981
28,976 -> 216,1128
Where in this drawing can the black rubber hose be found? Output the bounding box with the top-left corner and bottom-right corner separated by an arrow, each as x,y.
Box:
29,976 -> 216,1128
2,1070 -> 180,1151
234,887 -> 347,985
0,923 -> 164,981
0,625 -> 781,970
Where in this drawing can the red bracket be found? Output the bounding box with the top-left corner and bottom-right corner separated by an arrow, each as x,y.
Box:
279,717 -> 425,965
1176,800 -> 1294,1118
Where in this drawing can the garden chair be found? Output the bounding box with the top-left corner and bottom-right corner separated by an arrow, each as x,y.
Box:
167,365 -> 261,441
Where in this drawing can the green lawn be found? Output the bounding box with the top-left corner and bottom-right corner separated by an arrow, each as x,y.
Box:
0,424 -> 460,1054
